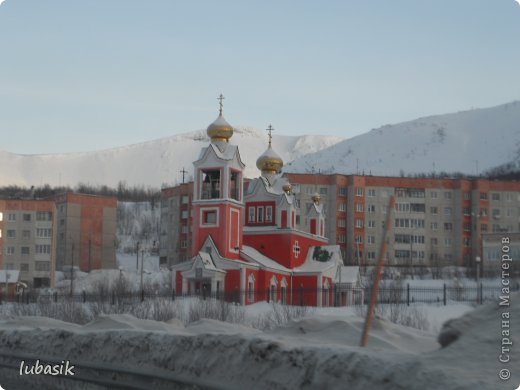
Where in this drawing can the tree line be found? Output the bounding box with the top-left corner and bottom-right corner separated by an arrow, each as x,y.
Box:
0,181 -> 161,203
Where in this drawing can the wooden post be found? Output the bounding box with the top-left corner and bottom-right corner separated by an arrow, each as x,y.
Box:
360,196 -> 395,347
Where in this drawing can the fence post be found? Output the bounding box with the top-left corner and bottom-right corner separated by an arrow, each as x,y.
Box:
54,291 -> 58,303
479,282 -> 483,305
171,288 -> 175,301
443,283 -> 447,306
83,290 -> 86,303
407,284 -> 410,306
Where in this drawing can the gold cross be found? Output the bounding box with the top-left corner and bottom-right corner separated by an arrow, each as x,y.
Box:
266,124 -> 274,147
217,94 -> 225,115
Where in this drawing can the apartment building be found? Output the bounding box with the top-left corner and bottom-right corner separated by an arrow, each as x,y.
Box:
159,182 -> 193,266
161,173 -> 520,273
55,193 -> 117,272
0,199 -> 56,288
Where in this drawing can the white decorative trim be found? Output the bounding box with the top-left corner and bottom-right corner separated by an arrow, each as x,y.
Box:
199,207 -> 219,228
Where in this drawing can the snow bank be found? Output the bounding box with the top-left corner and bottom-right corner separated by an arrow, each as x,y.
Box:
1,295 -> 517,389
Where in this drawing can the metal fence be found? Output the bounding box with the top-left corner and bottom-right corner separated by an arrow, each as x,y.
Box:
2,283 -> 517,307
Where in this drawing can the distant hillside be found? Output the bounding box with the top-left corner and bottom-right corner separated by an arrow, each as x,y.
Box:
0,128 -> 343,187
284,101 -> 520,177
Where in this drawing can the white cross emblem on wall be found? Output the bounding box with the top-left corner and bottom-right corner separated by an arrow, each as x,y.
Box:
293,241 -> 301,258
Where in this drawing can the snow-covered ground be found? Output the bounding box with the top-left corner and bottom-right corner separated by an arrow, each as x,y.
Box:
0,295 -> 517,389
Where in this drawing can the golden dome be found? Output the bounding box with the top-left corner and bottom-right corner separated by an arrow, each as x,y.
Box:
207,114 -> 233,143
282,183 -> 292,194
256,146 -> 283,175
312,192 -> 321,204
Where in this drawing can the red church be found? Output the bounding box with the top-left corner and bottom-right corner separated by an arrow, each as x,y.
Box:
171,97 -> 361,306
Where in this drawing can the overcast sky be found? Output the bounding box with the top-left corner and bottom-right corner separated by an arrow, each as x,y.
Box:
0,0 -> 519,154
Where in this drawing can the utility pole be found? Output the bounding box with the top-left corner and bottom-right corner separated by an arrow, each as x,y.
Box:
88,237 -> 92,273
136,241 -> 140,270
70,241 -> 75,296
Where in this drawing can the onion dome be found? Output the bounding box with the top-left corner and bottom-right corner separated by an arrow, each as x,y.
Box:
282,183 -> 292,194
207,114 -> 233,143
256,146 -> 283,175
256,124 -> 283,176
207,94 -> 233,143
312,192 -> 321,205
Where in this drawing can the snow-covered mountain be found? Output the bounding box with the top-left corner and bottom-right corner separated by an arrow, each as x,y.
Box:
0,128 -> 343,187
285,101 -> 520,176
2,101 -> 519,188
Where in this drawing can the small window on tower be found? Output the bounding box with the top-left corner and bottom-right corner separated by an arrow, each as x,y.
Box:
202,210 -> 217,225
257,207 -> 264,223
248,207 -> 256,223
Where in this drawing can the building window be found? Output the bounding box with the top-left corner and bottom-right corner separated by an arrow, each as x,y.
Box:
491,193 -> 500,201
35,244 -> 51,254
319,187 -> 328,195
182,195 -> 189,204
8,213 -> 16,221
180,240 -> 188,249
181,225 -> 188,234
396,203 -> 410,213
367,204 -> 376,213
443,207 -> 452,216
430,207 -> 438,215
481,224 -> 488,232
36,228 -> 52,238
356,203 -> 363,212
367,189 -> 376,197
181,210 -> 189,219
356,188 -> 363,197
20,263 -> 29,272
265,206 -> 273,222
463,207 -> 470,216
248,207 -> 256,223
338,234 -> 346,243
368,220 -> 376,228
492,209 -> 500,219
6,247 -> 15,255
444,223 -> 453,231
463,237 -> 470,247
444,238 -> 452,247
355,219 -> 363,228
463,223 -> 471,231
36,212 -> 52,221
463,192 -> 470,200
257,207 -> 264,223
431,222 -> 438,230
338,203 -> 346,212
35,261 -> 50,271
367,251 -> 376,260
6,229 -> 16,238
23,213 -> 31,222
480,192 -> 488,200
367,235 -> 375,244
339,187 -> 346,196
431,238 -> 438,246
444,192 -> 452,200
430,191 -> 438,198
480,208 -> 487,217
22,230 -> 31,240
0,212 -> 2,221
21,246 -> 30,255
202,210 -> 217,225
355,235 -> 363,244
338,219 -> 346,228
